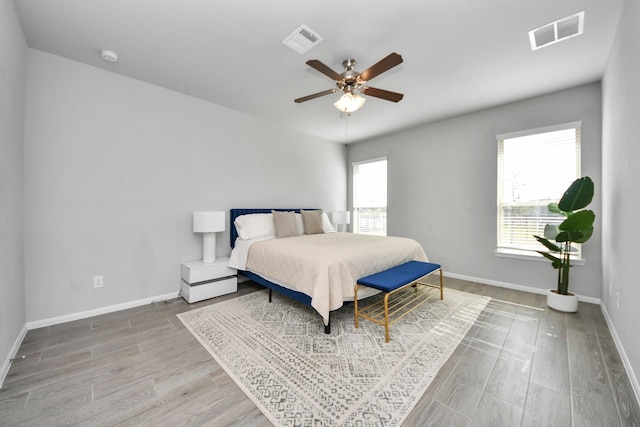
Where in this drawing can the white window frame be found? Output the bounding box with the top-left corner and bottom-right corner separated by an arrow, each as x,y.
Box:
353,157 -> 387,236
495,121 -> 583,262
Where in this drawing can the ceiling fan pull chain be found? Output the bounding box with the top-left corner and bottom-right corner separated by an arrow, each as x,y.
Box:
344,111 -> 349,142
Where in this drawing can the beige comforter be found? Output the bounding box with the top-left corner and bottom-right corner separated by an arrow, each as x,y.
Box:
245,233 -> 428,324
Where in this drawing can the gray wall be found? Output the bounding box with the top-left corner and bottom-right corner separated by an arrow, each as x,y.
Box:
349,83 -> 603,298
23,50 -> 346,322
0,0 -> 27,381
602,0 -> 640,398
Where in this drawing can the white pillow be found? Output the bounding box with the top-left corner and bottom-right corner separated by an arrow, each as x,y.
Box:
234,213 -> 275,240
295,213 -> 304,234
322,212 -> 336,233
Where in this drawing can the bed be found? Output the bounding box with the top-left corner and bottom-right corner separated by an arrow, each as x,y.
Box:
228,208 -> 428,333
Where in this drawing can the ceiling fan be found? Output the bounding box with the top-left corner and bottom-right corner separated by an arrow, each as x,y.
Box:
294,52 -> 404,113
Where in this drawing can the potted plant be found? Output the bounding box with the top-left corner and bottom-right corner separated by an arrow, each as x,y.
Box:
533,176 -> 595,312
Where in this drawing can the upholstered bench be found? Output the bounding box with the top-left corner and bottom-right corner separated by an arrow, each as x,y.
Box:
354,261 -> 443,342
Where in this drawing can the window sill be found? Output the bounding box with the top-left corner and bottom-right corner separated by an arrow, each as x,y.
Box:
495,248 -> 585,265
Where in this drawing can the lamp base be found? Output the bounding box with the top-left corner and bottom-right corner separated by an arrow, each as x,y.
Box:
202,232 -> 217,263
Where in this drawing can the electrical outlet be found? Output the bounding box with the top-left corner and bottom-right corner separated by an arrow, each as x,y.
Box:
94,275 -> 104,289
609,282 -> 613,297
616,292 -> 620,309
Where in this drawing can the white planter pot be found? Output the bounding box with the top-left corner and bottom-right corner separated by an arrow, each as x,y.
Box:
547,289 -> 578,312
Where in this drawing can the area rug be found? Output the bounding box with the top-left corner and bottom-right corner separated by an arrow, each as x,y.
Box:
177,288 -> 490,426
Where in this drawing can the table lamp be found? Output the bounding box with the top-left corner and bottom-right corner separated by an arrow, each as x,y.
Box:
331,211 -> 351,232
193,211 -> 225,263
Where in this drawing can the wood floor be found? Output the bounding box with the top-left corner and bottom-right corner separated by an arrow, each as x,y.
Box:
1,278 -> 639,426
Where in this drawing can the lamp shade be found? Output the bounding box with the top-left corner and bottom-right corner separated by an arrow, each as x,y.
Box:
193,211 -> 225,233
334,92 -> 366,113
332,211 -> 351,225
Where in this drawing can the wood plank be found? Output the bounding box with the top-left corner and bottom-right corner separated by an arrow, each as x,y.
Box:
484,346 -> 532,407
38,316 -> 172,360
2,347 -> 90,385
0,390 -> 29,419
434,346 -> 498,417
521,382 -> 571,427
572,376 -> 622,427
5,383 -> 93,427
506,312 -> 539,346
568,329 -> 608,385
164,389 -> 270,427
565,302 -> 598,335
529,330 -> 570,393
91,340 -> 202,400
608,365 -> 640,427
96,375 -> 221,427
596,323 -> 625,370
49,380 -> 157,426
404,399 -> 471,426
1,345 -> 139,397
470,393 -> 523,426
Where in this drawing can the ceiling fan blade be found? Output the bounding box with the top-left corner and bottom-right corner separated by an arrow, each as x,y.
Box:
358,53 -> 403,82
361,87 -> 404,102
294,89 -> 338,103
306,60 -> 344,82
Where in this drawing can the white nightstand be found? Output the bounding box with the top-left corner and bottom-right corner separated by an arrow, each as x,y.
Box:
180,257 -> 237,303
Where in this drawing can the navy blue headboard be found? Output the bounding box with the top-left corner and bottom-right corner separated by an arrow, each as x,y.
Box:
229,208 -> 318,248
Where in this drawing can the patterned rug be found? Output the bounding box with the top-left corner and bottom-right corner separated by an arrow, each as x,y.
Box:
177,288 -> 490,426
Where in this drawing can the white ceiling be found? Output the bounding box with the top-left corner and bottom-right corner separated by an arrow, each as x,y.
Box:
14,0 -> 623,143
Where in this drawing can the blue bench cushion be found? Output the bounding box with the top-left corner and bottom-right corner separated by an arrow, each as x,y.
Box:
357,261 -> 441,293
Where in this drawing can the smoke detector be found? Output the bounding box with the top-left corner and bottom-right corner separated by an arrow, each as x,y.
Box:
100,49 -> 118,63
529,11 -> 584,51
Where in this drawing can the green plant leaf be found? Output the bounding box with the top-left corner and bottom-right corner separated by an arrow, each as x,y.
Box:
573,226 -> 594,244
558,176 -> 594,212
548,203 -> 569,217
537,251 -> 562,268
559,209 -> 595,231
534,235 -> 562,252
557,210 -> 595,244
548,203 -> 561,214
558,230 -> 586,242
543,224 -> 559,240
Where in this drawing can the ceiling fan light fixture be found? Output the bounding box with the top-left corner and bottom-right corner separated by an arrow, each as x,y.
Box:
334,92 -> 366,113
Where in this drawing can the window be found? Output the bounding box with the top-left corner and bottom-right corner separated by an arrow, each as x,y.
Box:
497,122 -> 581,255
353,158 -> 387,235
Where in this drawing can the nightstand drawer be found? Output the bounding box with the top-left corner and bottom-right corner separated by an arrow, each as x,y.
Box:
181,257 -> 236,284
181,276 -> 237,303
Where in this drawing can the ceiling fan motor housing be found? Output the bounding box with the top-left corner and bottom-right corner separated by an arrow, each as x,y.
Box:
338,59 -> 363,91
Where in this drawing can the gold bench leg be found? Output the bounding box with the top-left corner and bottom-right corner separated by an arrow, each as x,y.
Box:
384,293 -> 390,343
439,269 -> 444,300
354,285 -> 360,328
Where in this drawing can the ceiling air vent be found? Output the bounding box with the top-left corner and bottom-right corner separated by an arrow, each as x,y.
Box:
529,11 -> 584,51
282,25 -> 323,54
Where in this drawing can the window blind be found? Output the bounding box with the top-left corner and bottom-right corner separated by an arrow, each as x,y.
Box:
497,124 -> 581,253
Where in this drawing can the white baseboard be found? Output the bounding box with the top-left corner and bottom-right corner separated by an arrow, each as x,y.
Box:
26,291 -> 180,330
601,304 -> 640,407
0,323 -> 28,389
444,271 -> 602,305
